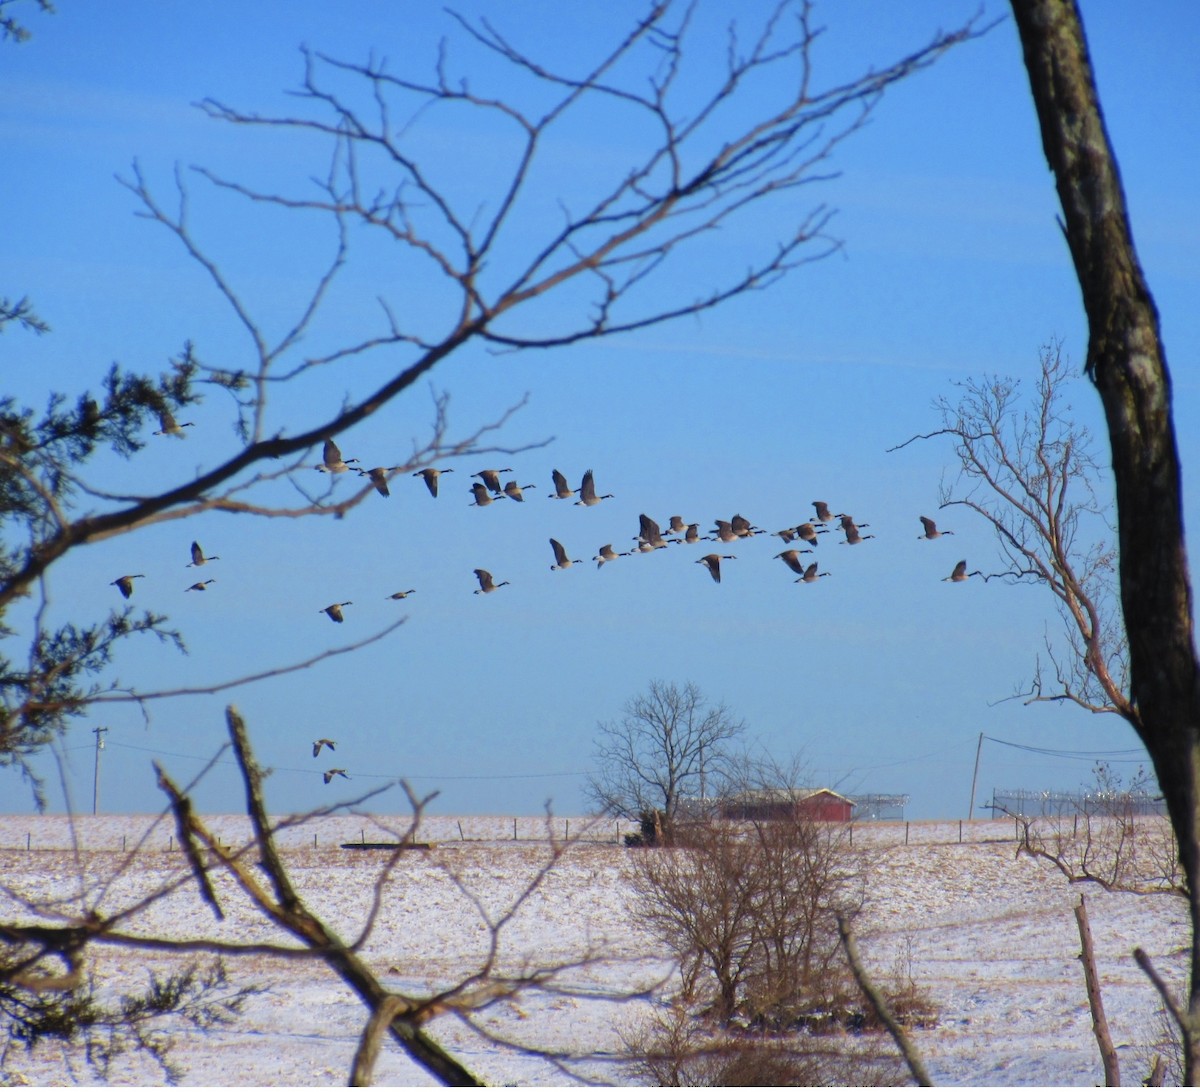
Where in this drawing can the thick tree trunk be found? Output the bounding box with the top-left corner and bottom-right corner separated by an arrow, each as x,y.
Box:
1009,0 -> 1200,1078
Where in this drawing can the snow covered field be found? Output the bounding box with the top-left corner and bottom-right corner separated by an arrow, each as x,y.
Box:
0,814 -> 1187,1086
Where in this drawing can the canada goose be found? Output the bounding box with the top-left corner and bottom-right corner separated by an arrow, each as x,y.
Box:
797,562 -> 830,583
503,480 -> 538,502
414,467 -> 453,497
185,579 -> 216,592
696,553 -> 735,583
944,560 -> 983,582
774,548 -> 812,576
775,527 -> 798,543
575,469 -> 613,506
323,768 -> 349,784
313,738 -> 336,757
711,520 -> 739,544
634,540 -> 667,553
386,589 -> 416,600
812,501 -> 834,524
110,574 -> 145,599
594,544 -> 629,568
473,468 -> 513,495
796,523 -> 827,547
359,466 -> 401,497
473,568 -> 510,594
840,524 -> 876,545
731,514 -> 760,537
548,469 -> 575,499
919,516 -> 954,540
469,482 -> 497,507
664,516 -> 687,535
320,601 -> 353,622
316,438 -> 359,474
636,514 -> 669,550
549,538 -> 582,570
153,409 -> 194,437
684,523 -> 706,544
838,513 -> 869,532
188,541 -> 219,567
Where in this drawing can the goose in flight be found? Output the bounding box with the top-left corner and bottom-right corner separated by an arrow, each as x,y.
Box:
188,541 -> 219,567
320,601 -> 353,623
919,516 -> 954,539
472,468 -> 513,495
795,522 -> 826,547
840,523 -> 876,545
323,768 -> 349,784
711,520 -> 739,544
359,466 -> 401,497
185,579 -> 216,592
812,501 -> 835,524
731,514 -> 760,538
549,538 -> 581,570
684,523 -> 706,545
110,574 -> 145,599
548,469 -> 575,499
774,548 -> 812,576
594,544 -> 629,568
153,409 -> 194,437
469,482 -> 498,507
575,469 -> 613,506
413,467 -> 453,497
503,480 -> 537,502
797,562 -> 830,584
313,738 -> 336,757
386,589 -> 416,600
636,514 -> 669,550
316,438 -> 359,474
473,568 -> 510,594
696,553 -> 735,583
944,560 -> 983,582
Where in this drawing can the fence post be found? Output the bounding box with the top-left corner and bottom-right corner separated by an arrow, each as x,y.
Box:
513,817 -> 518,841
958,819 -> 963,844
905,821 -> 910,846
565,818 -> 569,841
26,832 -> 30,852
457,820 -> 465,841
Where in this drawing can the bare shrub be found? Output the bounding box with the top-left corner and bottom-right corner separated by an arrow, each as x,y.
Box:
629,810 -> 863,1032
624,997 -> 906,1087
1016,764 -> 1181,895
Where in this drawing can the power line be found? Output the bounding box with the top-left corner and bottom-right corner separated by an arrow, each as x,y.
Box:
982,735 -> 1145,762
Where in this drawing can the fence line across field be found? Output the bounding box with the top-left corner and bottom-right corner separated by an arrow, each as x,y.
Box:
0,814 -> 1175,853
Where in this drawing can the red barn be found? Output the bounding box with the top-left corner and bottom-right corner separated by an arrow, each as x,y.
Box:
719,787 -> 854,823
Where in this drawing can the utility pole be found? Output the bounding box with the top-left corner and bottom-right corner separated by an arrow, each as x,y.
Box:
92,726 -> 107,815
967,731 -> 983,821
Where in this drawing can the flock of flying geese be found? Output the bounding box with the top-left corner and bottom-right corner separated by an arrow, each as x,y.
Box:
107,435 -> 991,783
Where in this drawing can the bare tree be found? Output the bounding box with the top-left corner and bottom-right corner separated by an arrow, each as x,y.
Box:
972,0 -> 1200,1077
892,340 -> 1130,718
587,680 -> 746,833
624,798 -> 925,1083
1013,763 -> 1182,896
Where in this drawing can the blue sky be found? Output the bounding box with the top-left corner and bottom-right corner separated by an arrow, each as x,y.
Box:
3,1 -> 1197,820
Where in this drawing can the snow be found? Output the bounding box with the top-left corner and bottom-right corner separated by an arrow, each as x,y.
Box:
0,815 -> 1187,1087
